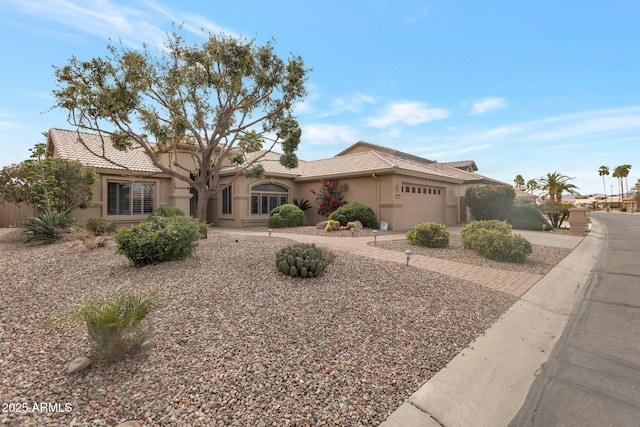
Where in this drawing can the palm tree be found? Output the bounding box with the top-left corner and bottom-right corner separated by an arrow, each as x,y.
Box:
620,164 -> 632,196
526,179 -> 539,194
613,165 -> 625,203
598,165 -> 609,199
538,172 -> 578,203
514,174 -> 525,187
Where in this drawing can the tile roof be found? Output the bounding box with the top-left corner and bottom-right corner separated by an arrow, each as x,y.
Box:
49,128 -> 507,186
443,160 -> 478,171
48,128 -> 162,173
232,149 -> 480,183
225,150 -> 307,176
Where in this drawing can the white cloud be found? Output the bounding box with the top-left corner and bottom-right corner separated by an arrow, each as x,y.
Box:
4,0 -> 234,49
470,97 -> 506,115
422,144 -> 493,159
330,93 -> 376,114
301,124 -> 358,145
365,101 -> 449,128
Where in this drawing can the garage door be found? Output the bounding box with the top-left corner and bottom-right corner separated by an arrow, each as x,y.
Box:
398,183 -> 444,229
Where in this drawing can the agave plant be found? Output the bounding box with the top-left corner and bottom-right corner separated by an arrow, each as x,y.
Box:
293,198 -> 312,212
21,207 -> 74,243
51,286 -> 163,361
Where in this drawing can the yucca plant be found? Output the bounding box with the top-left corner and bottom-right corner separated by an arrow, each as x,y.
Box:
21,207 -> 75,243
51,286 -> 163,361
293,198 -> 312,212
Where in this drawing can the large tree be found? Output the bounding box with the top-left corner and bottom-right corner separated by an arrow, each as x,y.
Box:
465,185 -> 515,221
598,165 -> 609,199
612,165 -> 631,201
514,174 -> 525,187
526,179 -> 539,194
538,172 -> 578,203
52,31 -> 309,222
0,142 -> 97,212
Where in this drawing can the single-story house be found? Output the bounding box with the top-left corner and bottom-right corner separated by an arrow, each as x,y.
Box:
45,128 -> 507,230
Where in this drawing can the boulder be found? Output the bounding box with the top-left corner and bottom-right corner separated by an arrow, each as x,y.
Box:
316,221 -> 329,229
67,356 -> 91,374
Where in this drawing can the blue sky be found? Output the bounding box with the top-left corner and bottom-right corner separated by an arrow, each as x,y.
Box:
1,0 -> 639,195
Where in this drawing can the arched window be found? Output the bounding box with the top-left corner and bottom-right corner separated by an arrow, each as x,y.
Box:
251,183 -> 289,215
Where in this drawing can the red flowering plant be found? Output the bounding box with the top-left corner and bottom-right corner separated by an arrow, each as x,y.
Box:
309,180 -> 349,216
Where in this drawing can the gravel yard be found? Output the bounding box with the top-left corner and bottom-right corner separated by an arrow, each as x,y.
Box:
1,227 -> 524,426
372,234 -> 571,275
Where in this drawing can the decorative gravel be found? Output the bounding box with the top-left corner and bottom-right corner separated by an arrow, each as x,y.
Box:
1,227 -> 520,426
372,234 -> 572,275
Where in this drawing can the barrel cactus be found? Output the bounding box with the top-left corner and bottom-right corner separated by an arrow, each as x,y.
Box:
275,243 -> 328,278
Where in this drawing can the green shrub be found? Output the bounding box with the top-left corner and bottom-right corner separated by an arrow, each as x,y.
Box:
328,202 -> 377,228
275,243 -> 328,278
267,203 -> 305,228
460,220 -> 512,249
51,285 -> 162,361
473,229 -> 532,263
465,185 -> 516,220
114,215 -> 202,267
21,207 -> 75,243
86,217 -> 117,235
406,222 -> 450,248
506,205 -> 553,231
148,205 -> 185,221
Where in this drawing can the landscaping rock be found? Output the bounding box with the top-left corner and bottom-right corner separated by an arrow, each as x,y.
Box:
67,356 -> 91,374
316,220 -> 328,229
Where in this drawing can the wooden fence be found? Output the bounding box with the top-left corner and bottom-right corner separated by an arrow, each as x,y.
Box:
0,201 -> 37,228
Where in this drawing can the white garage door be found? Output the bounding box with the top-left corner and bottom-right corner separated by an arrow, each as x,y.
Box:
398,183 -> 444,229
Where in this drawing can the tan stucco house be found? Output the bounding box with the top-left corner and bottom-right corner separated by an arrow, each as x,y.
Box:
46,128 -> 506,230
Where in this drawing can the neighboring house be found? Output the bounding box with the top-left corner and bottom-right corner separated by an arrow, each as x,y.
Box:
45,128 -> 507,230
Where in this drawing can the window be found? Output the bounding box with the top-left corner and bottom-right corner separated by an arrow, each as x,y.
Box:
108,182 -> 154,215
250,183 -> 288,215
221,185 -> 232,215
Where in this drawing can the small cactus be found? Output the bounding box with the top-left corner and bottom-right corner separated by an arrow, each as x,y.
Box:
275,243 -> 328,278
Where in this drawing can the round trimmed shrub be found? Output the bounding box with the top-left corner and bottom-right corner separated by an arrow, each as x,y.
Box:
328,202 -> 377,228
114,215 -> 202,267
406,222 -> 450,248
148,206 -> 185,221
460,220 -> 512,249
473,229 -> 532,263
506,205 -> 553,231
267,204 -> 304,228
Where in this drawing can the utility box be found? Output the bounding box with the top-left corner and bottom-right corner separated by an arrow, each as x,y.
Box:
568,208 -> 588,236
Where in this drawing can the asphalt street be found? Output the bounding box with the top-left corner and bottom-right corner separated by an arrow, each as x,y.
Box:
510,212 -> 640,426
